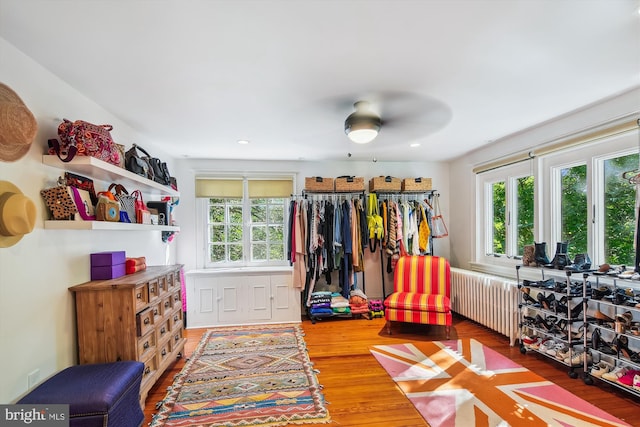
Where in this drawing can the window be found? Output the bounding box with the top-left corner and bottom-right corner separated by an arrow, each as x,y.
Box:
559,164 -> 588,257
478,162 -> 534,264
196,176 -> 293,268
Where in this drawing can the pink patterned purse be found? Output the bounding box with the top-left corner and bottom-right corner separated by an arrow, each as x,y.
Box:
49,119 -> 123,166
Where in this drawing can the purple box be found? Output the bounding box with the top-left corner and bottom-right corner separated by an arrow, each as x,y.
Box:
91,263 -> 126,281
91,251 -> 126,267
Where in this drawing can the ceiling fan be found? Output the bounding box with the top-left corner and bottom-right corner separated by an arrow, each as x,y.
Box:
344,101 -> 382,144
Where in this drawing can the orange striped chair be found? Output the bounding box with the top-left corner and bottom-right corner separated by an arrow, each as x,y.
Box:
384,255 -> 452,337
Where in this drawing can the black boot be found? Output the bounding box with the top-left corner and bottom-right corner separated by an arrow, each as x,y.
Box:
557,242 -> 570,270
534,242 -> 550,265
565,253 -> 592,272
546,242 -> 568,269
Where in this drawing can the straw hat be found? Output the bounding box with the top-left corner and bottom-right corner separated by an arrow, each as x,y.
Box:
0,83 -> 38,162
0,181 -> 36,248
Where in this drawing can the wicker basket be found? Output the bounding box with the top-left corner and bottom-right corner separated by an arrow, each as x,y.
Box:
369,176 -> 401,193
334,176 -> 365,192
304,177 -> 334,192
402,177 -> 432,192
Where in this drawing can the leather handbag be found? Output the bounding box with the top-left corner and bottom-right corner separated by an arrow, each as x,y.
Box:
125,144 -> 171,185
125,144 -> 154,181
49,119 -> 123,166
40,186 -> 77,220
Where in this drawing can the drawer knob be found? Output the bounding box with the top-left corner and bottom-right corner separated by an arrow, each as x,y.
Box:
137,293 -> 142,299
161,327 -> 166,334
165,301 -> 170,308
144,367 -> 150,375
144,318 -> 150,325
143,342 -> 149,349
161,349 -> 167,356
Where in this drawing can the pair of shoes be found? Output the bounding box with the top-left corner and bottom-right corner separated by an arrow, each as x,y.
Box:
564,253 -> 592,272
635,374 -> 640,391
592,286 -> 612,300
613,336 -> 640,362
602,365 -> 629,381
546,342 -> 569,358
616,310 -> 634,326
537,292 -> 555,311
545,242 -> 570,270
590,361 -> 614,378
521,333 -> 539,346
593,310 -> 615,323
564,350 -> 592,366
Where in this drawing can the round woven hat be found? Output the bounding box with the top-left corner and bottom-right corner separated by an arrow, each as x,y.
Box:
0,180 -> 36,248
0,83 -> 38,162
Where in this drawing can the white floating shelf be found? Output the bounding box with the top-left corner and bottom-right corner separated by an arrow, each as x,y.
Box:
44,220 -> 180,231
42,155 -> 179,197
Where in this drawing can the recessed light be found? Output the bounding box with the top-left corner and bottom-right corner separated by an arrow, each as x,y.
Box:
237,140 -> 250,145
410,143 -> 421,148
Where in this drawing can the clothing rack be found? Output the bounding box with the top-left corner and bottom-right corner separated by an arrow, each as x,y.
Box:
292,190 -> 366,200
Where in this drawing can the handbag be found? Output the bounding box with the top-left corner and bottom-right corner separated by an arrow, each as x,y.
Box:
96,195 -> 120,222
125,144 -> 172,185
132,190 -> 151,224
108,183 -> 136,223
68,186 -> 96,220
49,119 -> 123,166
125,144 -> 154,181
41,186 -> 78,220
431,195 -> 449,238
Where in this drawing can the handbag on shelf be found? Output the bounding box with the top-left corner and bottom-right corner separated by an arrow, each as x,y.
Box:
96,195 -> 120,222
64,172 -> 98,206
49,119 -> 123,166
125,144 -> 172,185
68,186 -> 96,220
108,183 -> 136,224
132,190 -> 151,224
430,195 -> 449,238
40,186 -> 77,220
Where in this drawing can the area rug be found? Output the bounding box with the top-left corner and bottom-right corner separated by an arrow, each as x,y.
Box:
151,323 -> 330,427
370,338 -> 631,427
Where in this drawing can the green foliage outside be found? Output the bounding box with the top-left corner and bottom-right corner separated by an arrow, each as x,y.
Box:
604,154 -> 638,265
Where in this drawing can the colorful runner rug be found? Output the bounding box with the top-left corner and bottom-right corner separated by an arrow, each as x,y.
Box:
370,339 -> 630,427
151,323 -> 330,427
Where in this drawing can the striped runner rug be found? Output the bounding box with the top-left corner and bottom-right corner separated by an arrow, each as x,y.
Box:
151,323 -> 330,427
370,338 -> 630,427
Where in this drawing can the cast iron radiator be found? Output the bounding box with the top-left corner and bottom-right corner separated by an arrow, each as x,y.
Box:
450,268 -> 519,345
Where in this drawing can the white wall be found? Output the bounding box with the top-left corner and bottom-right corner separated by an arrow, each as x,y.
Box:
0,38 -> 178,403
174,159 -> 451,302
448,86 -> 640,272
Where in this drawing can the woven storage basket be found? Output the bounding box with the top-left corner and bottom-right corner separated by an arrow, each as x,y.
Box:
402,177 -> 432,192
369,176 -> 401,193
304,177 -> 334,192
334,176 -> 365,192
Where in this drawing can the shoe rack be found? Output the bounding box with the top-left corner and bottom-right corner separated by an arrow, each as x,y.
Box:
585,274 -> 640,396
516,266 -> 590,380
517,264 -> 640,397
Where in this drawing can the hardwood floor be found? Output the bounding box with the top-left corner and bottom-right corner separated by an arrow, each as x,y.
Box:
144,315 -> 640,426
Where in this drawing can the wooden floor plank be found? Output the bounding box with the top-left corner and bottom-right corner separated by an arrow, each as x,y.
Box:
144,315 -> 640,426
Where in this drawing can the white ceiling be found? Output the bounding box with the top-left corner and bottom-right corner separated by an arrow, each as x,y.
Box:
2,0 -> 639,162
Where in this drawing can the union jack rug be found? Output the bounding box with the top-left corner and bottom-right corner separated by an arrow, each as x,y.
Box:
370,339 -> 630,427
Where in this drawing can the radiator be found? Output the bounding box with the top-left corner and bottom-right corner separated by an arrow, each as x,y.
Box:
450,268 -> 519,346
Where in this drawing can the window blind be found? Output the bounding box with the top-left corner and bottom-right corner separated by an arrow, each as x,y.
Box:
195,179 -> 243,198
195,178 -> 293,198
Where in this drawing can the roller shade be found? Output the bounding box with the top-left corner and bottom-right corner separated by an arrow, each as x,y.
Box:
248,179 -> 293,198
195,179 -> 243,198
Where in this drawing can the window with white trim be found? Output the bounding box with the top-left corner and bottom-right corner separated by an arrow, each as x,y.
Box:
195,176 -> 293,268
477,126 -> 638,269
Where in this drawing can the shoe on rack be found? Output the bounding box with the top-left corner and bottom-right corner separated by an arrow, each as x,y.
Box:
564,350 -> 593,367
616,310 -> 634,326
521,333 -> 538,346
616,369 -> 640,387
546,342 -> 569,358
539,337 -> 556,353
534,242 -> 550,265
555,347 -> 571,361
634,374 -> 640,391
602,365 -> 629,382
593,310 -> 615,323
590,361 -> 613,378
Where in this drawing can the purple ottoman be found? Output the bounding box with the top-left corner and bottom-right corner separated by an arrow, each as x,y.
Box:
18,361 -> 144,427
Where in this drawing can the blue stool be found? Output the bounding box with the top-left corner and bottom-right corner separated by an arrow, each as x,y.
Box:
18,361 -> 144,427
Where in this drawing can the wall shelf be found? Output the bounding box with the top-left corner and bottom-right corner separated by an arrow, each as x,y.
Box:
42,155 -> 179,197
44,220 -> 180,231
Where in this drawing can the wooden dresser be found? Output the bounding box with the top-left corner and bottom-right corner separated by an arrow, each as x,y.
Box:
69,265 -> 185,404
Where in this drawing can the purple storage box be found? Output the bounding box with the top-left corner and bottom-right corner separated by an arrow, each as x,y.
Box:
91,263 -> 126,281
91,251 -> 126,267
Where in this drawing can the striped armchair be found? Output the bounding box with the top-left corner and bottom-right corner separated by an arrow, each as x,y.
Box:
384,255 -> 452,338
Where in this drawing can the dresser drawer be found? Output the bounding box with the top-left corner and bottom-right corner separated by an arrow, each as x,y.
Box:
141,352 -> 158,388
160,294 -> 173,316
158,275 -> 168,296
151,301 -> 162,324
137,329 -> 156,360
172,326 -> 183,348
167,272 -> 176,291
172,289 -> 182,308
157,338 -> 172,367
136,307 -> 154,337
170,308 -> 183,330
134,285 -> 149,311
148,279 -> 160,302
156,318 -> 171,342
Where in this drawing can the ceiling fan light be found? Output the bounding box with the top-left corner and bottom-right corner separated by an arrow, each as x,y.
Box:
344,112 -> 381,144
347,127 -> 379,144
